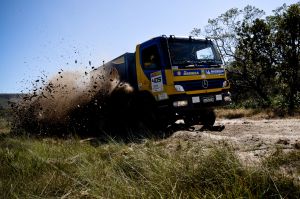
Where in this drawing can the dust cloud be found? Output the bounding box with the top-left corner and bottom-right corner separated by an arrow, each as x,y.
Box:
11,65 -> 141,137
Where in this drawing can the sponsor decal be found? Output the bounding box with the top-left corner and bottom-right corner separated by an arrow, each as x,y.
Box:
173,70 -> 202,76
205,69 -> 225,75
216,94 -> 223,101
151,71 -> 163,92
157,92 -> 168,101
203,96 -> 215,103
192,96 -> 200,103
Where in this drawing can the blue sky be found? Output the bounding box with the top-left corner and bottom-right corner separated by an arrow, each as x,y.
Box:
0,0 -> 298,93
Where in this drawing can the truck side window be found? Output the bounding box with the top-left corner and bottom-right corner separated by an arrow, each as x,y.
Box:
141,45 -> 161,70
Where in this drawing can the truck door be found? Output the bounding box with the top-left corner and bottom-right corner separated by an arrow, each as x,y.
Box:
138,41 -> 166,93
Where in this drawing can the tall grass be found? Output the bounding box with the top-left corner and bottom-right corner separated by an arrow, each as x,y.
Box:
0,136 -> 299,198
0,110 -> 11,134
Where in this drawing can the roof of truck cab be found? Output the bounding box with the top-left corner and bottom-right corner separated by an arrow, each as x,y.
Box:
138,35 -> 210,45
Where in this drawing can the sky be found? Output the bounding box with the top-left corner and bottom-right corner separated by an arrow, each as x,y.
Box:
0,0 -> 298,93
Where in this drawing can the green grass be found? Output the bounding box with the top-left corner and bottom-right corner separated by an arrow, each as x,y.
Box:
0,135 -> 299,198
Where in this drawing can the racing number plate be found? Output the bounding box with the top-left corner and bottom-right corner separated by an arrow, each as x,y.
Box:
203,96 -> 215,103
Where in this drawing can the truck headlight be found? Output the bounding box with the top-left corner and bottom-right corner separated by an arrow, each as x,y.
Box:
173,100 -> 188,107
175,85 -> 185,92
223,80 -> 230,88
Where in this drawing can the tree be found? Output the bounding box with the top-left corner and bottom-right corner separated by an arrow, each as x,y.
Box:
191,5 -> 265,64
192,3 -> 300,111
272,3 -> 300,113
232,18 -> 275,106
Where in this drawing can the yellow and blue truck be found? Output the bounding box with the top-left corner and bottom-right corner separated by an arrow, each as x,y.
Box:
101,35 -> 231,128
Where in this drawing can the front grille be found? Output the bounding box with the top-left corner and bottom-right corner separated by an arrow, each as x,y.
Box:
175,78 -> 224,91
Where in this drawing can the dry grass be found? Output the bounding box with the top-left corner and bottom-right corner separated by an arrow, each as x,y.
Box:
0,135 -> 299,198
0,110 -> 11,134
216,108 -> 300,119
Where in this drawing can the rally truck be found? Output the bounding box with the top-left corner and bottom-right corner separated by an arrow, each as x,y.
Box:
95,35 -> 231,128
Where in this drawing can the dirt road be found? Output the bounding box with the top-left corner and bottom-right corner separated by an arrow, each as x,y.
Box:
170,118 -> 300,164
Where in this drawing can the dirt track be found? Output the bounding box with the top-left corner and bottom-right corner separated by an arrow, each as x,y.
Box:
171,118 -> 300,164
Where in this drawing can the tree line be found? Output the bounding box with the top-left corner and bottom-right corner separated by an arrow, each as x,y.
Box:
192,2 -> 300,114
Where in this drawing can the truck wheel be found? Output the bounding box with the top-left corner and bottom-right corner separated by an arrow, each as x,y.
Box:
201,109 -> 216,128
183,115 -> 201,127
134,92 -> 160,130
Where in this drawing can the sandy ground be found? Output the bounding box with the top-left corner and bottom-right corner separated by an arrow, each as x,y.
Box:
170,118 -> 300,165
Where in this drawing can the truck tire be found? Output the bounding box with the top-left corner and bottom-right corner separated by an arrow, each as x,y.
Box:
201,109 -> 216,128
183,109 -> 216,128
183,114 -> 201,127
133,92 -> 163,131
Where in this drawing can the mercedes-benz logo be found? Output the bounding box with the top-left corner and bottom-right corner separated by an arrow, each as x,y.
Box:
202,80 -> 208,88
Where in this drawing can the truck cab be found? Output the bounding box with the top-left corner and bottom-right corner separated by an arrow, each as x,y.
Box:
135,36 -> 231,126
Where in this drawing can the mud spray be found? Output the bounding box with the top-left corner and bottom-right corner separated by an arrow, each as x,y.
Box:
11,66 -> 149,138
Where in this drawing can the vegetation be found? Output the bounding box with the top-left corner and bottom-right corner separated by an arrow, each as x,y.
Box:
0,135 -> 299,198
0,110 -> 11,134
192,2 -> 300,114
216,108 -> 277,119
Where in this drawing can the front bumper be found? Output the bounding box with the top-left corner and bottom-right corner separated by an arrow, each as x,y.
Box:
157,91 -> 231,112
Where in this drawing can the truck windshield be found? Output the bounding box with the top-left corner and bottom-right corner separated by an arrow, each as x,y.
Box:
168,39 -> 222,67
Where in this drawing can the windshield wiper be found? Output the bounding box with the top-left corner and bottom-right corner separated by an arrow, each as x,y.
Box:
195,60 -> 224,67
173,59 -> 221,67
196,60 -> 216,64
173,60 -> 195,66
